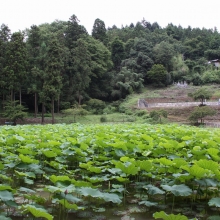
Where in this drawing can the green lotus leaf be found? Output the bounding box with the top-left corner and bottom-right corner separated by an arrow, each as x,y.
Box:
17,148 -> 36,155
196,159 -> 219,172
86,176 -> 104,183
195,178 -> 218,187
141,134 -> 153,142
0,174 -> 12,182
14,135 -> 25,141
102,192 -> 122,204
5,200 -> 18,208
114,149 -> 126,157
207,148 -> 220,161
48,161 -> 67,170
139,200 -> 158,207
24,177 -> 34,185
19,154 -> 39,164
62,149 -> 75,155
116,177 -> 129,183
77,187 -> 102,198
88,166 -> 102,173
153,211 -> 189,220
59,199 -> 80,210
21,204 -> 53,220
156,158 -> 173,166
19,187 -> 35,194
50,175 -> 70,183
142,150 -> 152,157
44,185 -> 62,193
115,161 -> 139,175
0,162 -> 4,170
80,143 -> 88,151
208,197 -> 220,207
110,141 -> 127,151
182,165 -> 209,179
0,190 -> 14,201
173,173 -> 192,182
0,215 -> 12,220
136,160 -> 152,172
0,184 -> 13,191
43,150 -> 57,158
59,193 -> 81,203
107,168 -> 122,174
172,158 -> 188,168
161,184 -> 192,196
143,184 -> 165,195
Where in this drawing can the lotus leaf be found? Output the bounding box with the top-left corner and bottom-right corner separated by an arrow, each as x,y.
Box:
0,190 -> 14,201
21,204 -> 53,220
208,197 -> 220,207
153,211 -> 189,220
139,200 -> 158,207
144,184 -> 165,195
161,184 -> 192,196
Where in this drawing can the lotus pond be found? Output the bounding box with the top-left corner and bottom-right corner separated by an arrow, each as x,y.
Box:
1,123 -> 220,219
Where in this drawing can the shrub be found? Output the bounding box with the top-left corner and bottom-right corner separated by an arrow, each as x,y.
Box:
86,99 -> 106,114
134,110 -> 147,117
100,115 -> 107,122
59,102 -> 71,110
126,116 -> 136,122
103,106 -> 116,114
3,100 -> 27,125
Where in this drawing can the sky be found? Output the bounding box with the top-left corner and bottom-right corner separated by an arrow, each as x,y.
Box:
1,0 -> 220,34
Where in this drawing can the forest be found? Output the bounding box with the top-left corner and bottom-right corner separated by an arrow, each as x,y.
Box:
1,14 -> 220,122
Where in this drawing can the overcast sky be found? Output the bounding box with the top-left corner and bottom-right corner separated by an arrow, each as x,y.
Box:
1,0 -> 220,34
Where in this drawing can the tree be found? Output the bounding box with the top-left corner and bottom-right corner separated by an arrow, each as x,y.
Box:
62,105 -> 88,123
147,64 -> 168,87
153,41 -> 175,71
26,25 -> 42,117
65,14 -> 88,49
111,67 -> 144,99
71,38 -> 92,105
3,100 -> 27,125
188,88 -> 212,105
0,24 -> 11,108
6,32 -> 27,104
188,106 -> 216,124
92,18 -> 107,44
111,37 -> 125,71
43,35 -> 64,124
150,109 -> 168,123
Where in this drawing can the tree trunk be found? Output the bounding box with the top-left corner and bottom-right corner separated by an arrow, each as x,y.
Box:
19,88 -> 22,105
11,90 -> 13,102
34,93 -> 38,118
57,96 -> 60,114
78,90 -> 81,106
41,103 -> 45,124
51,98 -> 55,124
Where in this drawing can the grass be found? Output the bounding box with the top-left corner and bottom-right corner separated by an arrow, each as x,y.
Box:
13,84 -> 220,126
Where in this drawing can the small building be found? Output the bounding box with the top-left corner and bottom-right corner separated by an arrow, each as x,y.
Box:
209,59 -> 220,68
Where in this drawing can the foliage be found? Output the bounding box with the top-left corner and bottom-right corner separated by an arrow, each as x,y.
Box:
62,105 -> 88,122
149,109 -> 167,123
188,106 -> 216,124
86,98 -> 106,114
188,87 -> 212,105
147,64 -> 169,87
100,115 -> 107,122
112,67 -> 144,99
2,100 -> 27,124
